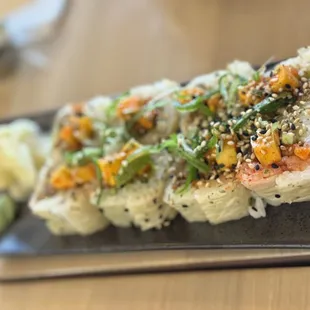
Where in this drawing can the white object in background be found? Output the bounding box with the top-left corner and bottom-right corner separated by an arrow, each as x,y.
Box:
4,0 -> 66,47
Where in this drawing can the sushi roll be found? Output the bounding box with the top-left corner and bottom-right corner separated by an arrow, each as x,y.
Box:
111,79 -> 180,144
52,96 -> 127,159
236,47 -> 310,206
91,139 -> 177,230
29,157 -> 109,235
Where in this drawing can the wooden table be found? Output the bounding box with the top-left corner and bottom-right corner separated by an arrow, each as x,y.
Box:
1,0 -> 310,308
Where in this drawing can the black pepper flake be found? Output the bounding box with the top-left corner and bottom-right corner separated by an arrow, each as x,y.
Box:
182,204 -> 188,208
153,198 -> 157,204
124,208 -> 129,212
255,164 -> 260,171
271,119 -> 277,123
158,204 -> 163,210
231,164 -> 237,169
269,71 -> 274,77
145,218 -> 149,222
275,194 -> 281,198
271,163 -> 279,169
291,124 -> 296,130
243,131 -> 249,136
260,129 -> 267,135
285,83 -> 291,89
251,135 -> 257,141
159,215 -> 163,219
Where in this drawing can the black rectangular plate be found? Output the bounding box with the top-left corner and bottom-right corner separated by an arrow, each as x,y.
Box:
0,108 -> 310,256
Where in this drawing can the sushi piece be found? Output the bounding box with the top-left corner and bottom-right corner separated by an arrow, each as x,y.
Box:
163,135 -> 251,224
162,63 -> 256,224
236,48 -> 310,206
29,157 -> 109,235
112,79 -> 180,144
52,96 -> 127,159
92,139 -> 177,230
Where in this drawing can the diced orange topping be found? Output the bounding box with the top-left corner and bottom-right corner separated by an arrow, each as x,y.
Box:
98,154 -> 125,187
98,140 -> 141,187
71,102 -> 85,115
270,65 -> 300,93
58,126 -> 81,150
176,88 -> 204,105
238,85 -> 262,106
137,116 -> 154,129
216,140 -> 237,168
294,145 -> 310,160
207,93 -> 221,112
58,116 -> 94,151
50,166 -> 75,190
73,164 -> 96,184
78,117 -> 93,138
50,164 -> 96,190
117,96 -> 145,120
116,96 -> 156,129
251,131 -> 281,166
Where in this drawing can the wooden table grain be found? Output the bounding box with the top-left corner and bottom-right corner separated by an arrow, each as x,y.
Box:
1,0 -> 310,309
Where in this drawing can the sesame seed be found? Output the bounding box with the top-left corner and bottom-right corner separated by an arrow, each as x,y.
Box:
300,101 -> 306,105
290,124 -> 296,130
303,82 -> 308,89
251,153 -> 256,160
271,163 -> 279,169
227,141 -> 235,146
275,194 -> 281,198
260,129 -> 267,135
205,182 -> 210,188
261,150 -> 266,155
272,93 -> 278,98
280,145 -> 287,150
201,141 -> 206,147
293,105 -> 300,111
301,77 -> 307,82
245,158 -> 252,163
281,124 -> 288,131
299,129 -> 304,136
251,135 -> 257,141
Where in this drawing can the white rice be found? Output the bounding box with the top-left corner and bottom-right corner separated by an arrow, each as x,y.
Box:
164,179 -> 251,224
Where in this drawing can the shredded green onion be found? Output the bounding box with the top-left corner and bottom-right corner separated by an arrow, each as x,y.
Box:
232,92 -> 295,131
176,165 -> 197,194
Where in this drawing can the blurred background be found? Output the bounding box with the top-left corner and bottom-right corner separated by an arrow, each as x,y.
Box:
1,0 -> 310,117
